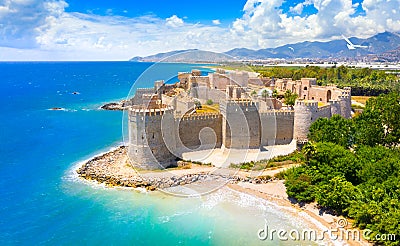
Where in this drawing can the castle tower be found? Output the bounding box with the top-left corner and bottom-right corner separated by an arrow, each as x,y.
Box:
128,106 -> 176,170
339,87 -> 352,119
293,100 -> 318,141
220,99 -> 260,149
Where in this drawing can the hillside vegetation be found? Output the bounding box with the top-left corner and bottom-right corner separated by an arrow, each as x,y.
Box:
281,92 -> 400,245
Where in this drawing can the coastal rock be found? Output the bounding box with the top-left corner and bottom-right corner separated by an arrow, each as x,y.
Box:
76,145 -> 279,191
100,100 -> 129,111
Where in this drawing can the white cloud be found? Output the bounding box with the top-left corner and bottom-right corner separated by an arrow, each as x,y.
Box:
231,0 -> 400,48
212,19 -> 221,25
289,3 -> 304,14
0,0 -> 67,48
1,0 -> 400,60
165,15 -> 184,27
32,12 -> 230,60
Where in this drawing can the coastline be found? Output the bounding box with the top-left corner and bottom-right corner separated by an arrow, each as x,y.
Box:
74,146 -> 370,246
227,183 -> 369,246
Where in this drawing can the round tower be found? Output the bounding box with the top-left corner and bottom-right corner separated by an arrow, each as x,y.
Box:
293,100 -> 318,141
128,106 -> 176,170
338,94 -> 351,119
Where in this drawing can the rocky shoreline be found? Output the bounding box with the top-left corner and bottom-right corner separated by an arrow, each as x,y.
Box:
75,146 -> 370,246
100,100 -> 128,111
76,146 -> 276,191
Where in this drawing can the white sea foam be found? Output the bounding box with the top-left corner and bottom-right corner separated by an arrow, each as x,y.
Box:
46,108 -> 77,112
158,210 -> 193,224
63,144 -> 125,190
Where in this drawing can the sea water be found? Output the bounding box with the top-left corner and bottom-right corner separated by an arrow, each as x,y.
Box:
0,62 -> 316,245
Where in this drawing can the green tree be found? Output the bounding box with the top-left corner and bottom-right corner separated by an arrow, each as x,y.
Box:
302,141 -> 317,164
206,99 -> 213,105
354,92 -> 400,147
272,89 -> 278,98
284,167 -> 315,202
261,89 -> 269,100
284,90 -> 298,108
315,176 -> 360,215
308,114 -> 354,148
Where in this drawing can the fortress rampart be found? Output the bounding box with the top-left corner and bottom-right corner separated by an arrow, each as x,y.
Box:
220,99 -> 260,149
127,74 -> 353,169
175,114 -> 222,151
260,110 -> 294,145
130,88 -> 155,105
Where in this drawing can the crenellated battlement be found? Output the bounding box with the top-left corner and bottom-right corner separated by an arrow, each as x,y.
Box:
259,110 -> 295,116
338,95 -> 351,100
223,99 -> 259,107
318,104 -> 331,111
295,100 -> 318,107
128,105 -> 174,116
175,113 -> 221,121
329,99 -> 341,104
135,87 -> 155,93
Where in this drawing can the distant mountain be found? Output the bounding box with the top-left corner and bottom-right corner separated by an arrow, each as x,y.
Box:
129,49 -> 233,63
225,32 -> 400,60
130,32 -> 400,62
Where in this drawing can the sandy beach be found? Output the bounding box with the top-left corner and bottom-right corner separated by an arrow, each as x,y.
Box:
76,146 -> 371,245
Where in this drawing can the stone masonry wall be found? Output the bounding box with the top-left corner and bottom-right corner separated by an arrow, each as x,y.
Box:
260,111 -> 294,146
220,100 -> 260,149
128,108 -> 176,169
175,114 -> 222,151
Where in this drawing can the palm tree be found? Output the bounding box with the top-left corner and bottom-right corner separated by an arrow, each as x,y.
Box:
261,89 -> 268,100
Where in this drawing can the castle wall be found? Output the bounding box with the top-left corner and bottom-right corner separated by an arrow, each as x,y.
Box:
209,73 -> 230,90
329,100 -> 342,116
229,71 -> 249,87
258,98 -> 283,111
161,94 -> 194,115
260,111 -> 294,146
220,100 -> 260,149
131,88 -> 155,105
175,114 -> 222,151
189,76 -> 210,88
316,105 -> 332,119
178,73 -> 191,89
308,85 -> 342,102
248,77 -> 273,86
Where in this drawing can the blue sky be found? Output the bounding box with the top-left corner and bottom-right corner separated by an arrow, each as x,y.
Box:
0,0 -> 399,60
65,0 -> 247,24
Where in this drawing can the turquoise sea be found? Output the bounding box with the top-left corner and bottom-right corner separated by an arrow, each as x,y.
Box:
0,62 -> 316,245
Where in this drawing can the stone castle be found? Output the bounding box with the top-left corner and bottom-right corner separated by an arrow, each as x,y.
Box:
127,69 -> 352,169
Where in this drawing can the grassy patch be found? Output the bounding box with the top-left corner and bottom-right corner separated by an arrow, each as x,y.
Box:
352,96 -> 373,105
351,104 -> 365,110
195,104 -> 220,114
230,151 -> 304,170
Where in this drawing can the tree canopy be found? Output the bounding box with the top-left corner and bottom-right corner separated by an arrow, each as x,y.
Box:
282,92 -> 400,245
